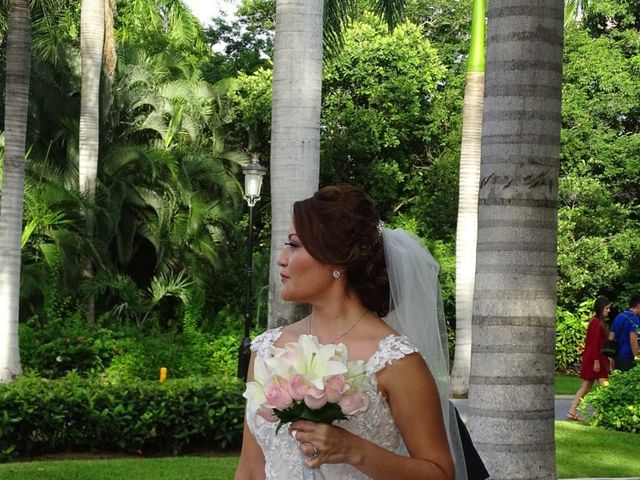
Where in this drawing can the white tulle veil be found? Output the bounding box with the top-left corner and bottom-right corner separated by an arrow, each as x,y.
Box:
381,228 -> 467,480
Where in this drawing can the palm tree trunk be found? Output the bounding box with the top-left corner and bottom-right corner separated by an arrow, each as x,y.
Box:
79,0 -> 104,195
79,0 -> 104,325
102,0 -> 117,119
468,0 -> 563,477
267,0 -> 323,328
0,0 -> 31,383
451,0 -> 485,397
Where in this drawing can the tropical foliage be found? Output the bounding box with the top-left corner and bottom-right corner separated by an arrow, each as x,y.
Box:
0,0 -> 638,385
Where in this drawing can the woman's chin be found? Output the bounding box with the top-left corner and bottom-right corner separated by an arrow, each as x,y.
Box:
280,290 -> 303,303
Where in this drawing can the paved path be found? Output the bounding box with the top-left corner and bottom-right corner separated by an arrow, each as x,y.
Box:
450,397 -> 640,480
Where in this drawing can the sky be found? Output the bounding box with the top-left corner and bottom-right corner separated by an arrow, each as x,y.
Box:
182,0 -> 238,26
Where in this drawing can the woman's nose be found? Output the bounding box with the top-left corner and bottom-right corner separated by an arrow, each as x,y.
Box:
276,249 -> 287,267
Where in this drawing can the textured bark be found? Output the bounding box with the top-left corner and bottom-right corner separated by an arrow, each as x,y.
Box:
79,0 -> 104,195
451,0 -> 485,397
468,1 -> 564,478
451,71 -> 484,396
102,0 -> 117,89
0,0 -> 31,382
267,0 -> 323,328
79,0 -> 104,325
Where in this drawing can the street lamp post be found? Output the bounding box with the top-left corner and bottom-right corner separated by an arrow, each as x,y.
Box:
237,153 -> 267,381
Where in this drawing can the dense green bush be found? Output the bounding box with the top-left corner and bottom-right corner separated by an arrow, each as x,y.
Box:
555,300 -> 593,373
583,366 -> 640,433
19,314 -> 124,378
0,374 -> 245,461
19,312 -> 244,381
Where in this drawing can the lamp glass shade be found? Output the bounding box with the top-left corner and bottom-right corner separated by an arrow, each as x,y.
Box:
243,156 -> 267,207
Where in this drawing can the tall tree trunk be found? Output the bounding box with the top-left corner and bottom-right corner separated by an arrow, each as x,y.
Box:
468,0 -> 563,478
0,0 -> 31,383
450,0 -> 485,397
79,0 -> 104,195
102,0 -> 117,119
267,0 -> 323,328
79,0 -> 104,325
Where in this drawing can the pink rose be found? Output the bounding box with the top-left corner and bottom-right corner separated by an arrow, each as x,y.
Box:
324,374 -> 347,403
338,392 -> 369,415
256,406 -> 279,422
265,383 -> 293,411
304,386 -> 328,410
287,375 -> 308,401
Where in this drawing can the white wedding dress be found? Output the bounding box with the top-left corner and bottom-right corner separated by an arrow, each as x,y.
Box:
247,327 -> 420,480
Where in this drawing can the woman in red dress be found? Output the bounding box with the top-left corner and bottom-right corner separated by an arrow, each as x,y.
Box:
567,295 -> 611,421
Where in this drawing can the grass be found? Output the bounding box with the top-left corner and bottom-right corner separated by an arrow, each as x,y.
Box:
556,421 -> 640,478
0,455 -> 239,480
2,423 -> 639,480
555,373 -> 582,395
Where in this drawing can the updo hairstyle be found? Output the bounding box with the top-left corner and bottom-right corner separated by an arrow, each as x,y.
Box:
593,295 -> 610,320
292,185 -> 390,317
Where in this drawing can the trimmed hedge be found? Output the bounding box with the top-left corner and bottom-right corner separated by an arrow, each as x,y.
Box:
583,365 -> 640,433
0,374 -> 245,461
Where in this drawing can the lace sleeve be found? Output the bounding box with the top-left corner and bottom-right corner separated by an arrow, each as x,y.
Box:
366,335 -> 420,376
250,327 -> 283,359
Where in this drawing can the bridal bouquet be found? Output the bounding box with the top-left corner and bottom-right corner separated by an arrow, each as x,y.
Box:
243,334 -> 372,433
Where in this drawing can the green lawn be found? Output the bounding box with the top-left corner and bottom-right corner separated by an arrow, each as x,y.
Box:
1,423 -> 638,480
0,455 -> 239,480
556,421 -> 640,478
555,374 -> 582,395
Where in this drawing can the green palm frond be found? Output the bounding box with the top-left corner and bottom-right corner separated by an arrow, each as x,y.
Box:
149,270 -> 193,305
179,113 -> 201,143
369,0 -> 406,30
564,0 -> 589,26
30,0 -> 77,65
191,80 -> 215,101
219,149 -> 249,166
324,0 -> 359,55
138,110 -> 169,137
324,0 -> 407,55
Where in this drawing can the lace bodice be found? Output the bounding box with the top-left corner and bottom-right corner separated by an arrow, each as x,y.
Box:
246,327 -> 419,480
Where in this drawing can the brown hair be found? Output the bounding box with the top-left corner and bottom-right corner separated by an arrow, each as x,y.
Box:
593,295 -> 610,323
593,295 -> 611,335
292,184 -> 390,316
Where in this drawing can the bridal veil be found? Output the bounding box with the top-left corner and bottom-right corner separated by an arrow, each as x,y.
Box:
382,227 -> 468,480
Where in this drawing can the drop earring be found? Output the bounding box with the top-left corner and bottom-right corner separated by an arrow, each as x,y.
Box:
332,270 -> 341,279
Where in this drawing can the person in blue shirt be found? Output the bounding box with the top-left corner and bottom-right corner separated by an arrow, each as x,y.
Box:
609,294 -> 640,372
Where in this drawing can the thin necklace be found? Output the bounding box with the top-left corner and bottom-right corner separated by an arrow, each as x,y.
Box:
308,309 -> 368,344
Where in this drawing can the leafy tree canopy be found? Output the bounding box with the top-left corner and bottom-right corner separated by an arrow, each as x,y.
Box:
558,19 -> 640,308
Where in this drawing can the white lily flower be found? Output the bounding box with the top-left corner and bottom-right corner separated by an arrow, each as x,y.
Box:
242,355 -> 271,410
344,359 -> 370,393
266,335 -> 348,389
297,335 -> 349,389
253,354 -> 272,385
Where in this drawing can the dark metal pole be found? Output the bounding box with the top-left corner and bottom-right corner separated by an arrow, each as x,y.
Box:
237,204 -> 254,381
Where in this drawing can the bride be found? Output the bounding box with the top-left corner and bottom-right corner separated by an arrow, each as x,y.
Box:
234,184 -> 466,480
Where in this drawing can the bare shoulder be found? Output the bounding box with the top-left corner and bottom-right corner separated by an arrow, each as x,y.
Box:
274,317 -> 310,346
376,349 -> 432,395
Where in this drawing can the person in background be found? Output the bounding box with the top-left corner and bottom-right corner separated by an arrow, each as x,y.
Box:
609,294 -> 640,372
567,296 -> 611,421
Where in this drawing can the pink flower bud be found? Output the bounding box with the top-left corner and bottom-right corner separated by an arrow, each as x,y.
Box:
338,392 -> 369,415
304,386 -> 328,410
325,374 -> 347,403
287,375 -> 308,401
265,384 -> 293,411
256,406 -> 279,423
